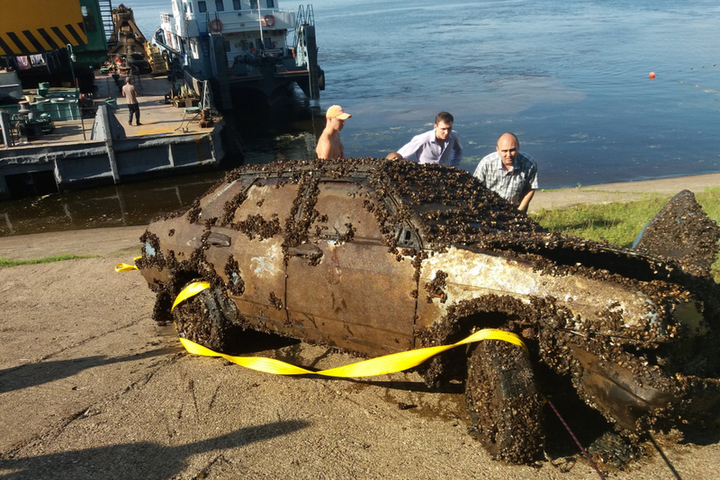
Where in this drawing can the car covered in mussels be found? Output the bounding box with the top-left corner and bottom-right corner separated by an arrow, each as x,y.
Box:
137,158 -> 720,464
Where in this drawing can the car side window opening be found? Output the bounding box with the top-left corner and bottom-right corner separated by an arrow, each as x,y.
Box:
197,178 -> 297,239
233,180 -> 296,228
312,182 -> 382,241
382,192 -> 423,249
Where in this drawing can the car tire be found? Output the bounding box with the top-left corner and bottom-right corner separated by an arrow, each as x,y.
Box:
172,284 -> 241,352
465,339 -> 543,464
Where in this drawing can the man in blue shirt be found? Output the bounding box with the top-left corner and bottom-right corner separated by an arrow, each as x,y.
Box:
397,112 -> 463,167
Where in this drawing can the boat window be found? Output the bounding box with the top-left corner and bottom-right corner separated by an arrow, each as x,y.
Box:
266,0 -> 275,8
80,5 -> 97,32
198,1 -> 207,13
233,0 -> 241,10
215,0 -> 225,11
250,0 -> 258,9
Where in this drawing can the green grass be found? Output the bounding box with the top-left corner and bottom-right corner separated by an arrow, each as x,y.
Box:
529,188 -> 720,281
0,254 -> 94,268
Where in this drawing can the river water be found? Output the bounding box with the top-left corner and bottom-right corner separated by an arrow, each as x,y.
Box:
2,0 -> 719,236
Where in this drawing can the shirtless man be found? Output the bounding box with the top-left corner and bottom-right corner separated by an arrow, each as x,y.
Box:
316,105 -> 351,159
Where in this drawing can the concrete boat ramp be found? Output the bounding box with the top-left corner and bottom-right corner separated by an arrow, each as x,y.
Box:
0,73 -> 232,198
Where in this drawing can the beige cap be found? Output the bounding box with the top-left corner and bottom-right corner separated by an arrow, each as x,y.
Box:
326,105 -> 351,120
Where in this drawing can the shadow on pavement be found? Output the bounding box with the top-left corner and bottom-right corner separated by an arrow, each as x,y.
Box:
0,346 -> 182,394
0,420 -> 310,480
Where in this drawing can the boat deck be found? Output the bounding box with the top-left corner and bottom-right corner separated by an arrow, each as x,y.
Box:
0,72 -> 228,199
2,72 -> 215,149
93,72 -> 215,138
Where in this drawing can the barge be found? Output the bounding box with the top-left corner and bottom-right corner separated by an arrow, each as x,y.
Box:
0,1 -> 234,199
0,73 -> 229,199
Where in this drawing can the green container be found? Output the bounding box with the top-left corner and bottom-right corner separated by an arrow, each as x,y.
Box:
38,82 -> 50,90
37,87 -> 49,97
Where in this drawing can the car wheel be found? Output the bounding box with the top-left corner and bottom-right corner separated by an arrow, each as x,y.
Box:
466,339 -> 543,464
172,284 -> 241,352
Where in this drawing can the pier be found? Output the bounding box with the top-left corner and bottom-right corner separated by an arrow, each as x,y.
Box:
0,72 -> 231,199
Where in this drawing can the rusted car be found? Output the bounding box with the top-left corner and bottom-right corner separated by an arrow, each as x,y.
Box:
137,158 -> 720,464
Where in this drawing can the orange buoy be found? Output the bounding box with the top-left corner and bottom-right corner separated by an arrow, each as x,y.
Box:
648,72 -> 656,79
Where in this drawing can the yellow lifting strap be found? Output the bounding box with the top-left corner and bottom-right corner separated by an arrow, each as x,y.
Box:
0,0 -> 87,56
172,281 -> 211,311
172,281 -> 528,378
115,263 -> 138,272
114,256 -> 141,272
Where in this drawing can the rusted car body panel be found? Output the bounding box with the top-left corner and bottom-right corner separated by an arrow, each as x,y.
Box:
137,158 -> 720,440
416,245 -> 681,337
287,240 -> 418,355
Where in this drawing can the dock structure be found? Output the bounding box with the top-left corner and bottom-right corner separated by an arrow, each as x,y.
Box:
0,72 -> 229,199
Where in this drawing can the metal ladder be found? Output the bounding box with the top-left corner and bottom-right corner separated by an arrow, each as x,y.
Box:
200,80 -> 212,110
98,0 -> 115,45
295,5 -> 316,29
293,4 -> 315,48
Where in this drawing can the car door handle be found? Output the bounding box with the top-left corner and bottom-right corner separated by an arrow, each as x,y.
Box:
207,232 -> 231,247
287,243 -> 322,257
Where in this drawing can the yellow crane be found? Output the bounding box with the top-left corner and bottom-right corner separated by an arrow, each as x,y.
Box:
0,0 -> 87,56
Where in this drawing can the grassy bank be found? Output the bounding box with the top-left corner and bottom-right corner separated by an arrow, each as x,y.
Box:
0,254 -> 93,268
530,188 -> 720,281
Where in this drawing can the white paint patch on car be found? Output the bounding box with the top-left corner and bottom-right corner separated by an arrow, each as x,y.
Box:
251,242 -> 283,278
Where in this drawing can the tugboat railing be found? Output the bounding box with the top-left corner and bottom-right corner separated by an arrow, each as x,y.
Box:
295,5 -> 315,29
306,5 -> 316,27
293,4 -> 315,51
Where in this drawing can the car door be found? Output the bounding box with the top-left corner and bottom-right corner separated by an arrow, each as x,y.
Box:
285,178 -> 418,356
202,174 -> 294,330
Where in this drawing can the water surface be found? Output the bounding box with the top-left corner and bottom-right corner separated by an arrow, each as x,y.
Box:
133,0 -> 720,187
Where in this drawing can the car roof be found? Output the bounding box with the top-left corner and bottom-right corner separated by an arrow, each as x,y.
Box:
208,157 -> 543,244
191,158 -> 699,285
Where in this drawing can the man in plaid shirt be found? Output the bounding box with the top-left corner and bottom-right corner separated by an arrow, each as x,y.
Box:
473,133 -> 538,212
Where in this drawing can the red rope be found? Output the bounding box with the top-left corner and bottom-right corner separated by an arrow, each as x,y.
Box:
546,398 -> 606,480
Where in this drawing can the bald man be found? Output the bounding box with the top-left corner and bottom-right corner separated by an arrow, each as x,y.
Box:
473,133 -> 538,212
